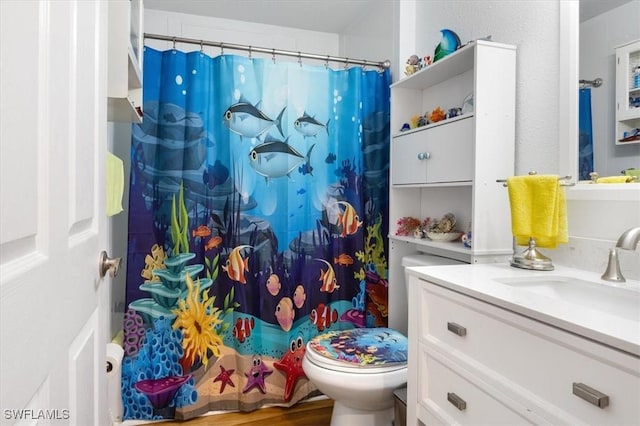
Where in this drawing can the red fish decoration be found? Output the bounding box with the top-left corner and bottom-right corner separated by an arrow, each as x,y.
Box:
192,225 -> 212,238
310,303 -> 338,332
232,317 -> 255,343
205,236 -> 222,251
333,253 -> 354,266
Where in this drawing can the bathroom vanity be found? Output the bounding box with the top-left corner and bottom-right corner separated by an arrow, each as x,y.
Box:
406,263 -> 640,425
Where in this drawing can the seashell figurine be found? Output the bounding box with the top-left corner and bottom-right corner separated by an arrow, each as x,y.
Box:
427,212 -> 457,233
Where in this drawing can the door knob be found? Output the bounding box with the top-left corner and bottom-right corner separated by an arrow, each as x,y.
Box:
99,251 -> 122,278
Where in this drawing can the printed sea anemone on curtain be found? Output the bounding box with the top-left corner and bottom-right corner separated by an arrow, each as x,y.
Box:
122,46 -> 391,420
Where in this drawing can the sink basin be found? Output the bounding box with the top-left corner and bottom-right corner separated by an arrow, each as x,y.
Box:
495,276 -> 640,321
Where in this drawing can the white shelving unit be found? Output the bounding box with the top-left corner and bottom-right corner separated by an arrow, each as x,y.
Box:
615,39 -> 640,145
387,40 -> 516,331
108,0 -> 143,123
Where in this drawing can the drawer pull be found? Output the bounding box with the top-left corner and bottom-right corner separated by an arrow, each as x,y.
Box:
447,392 -> 467,411
572,382 -> 609,408
447,322 -> 467,336
417,152 -> 431,160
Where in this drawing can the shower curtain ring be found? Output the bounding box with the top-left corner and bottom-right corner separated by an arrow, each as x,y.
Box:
325,55 -> 330,69
344,58 -> 349,69
249,46 -> 252,59
172,37 -> 176,50
272,49 -> 276,64
200,40 -> 204,52
220,42 -> 224,55
298,52 -> 302,67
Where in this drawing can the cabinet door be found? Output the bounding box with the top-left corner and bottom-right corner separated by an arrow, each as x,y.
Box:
391,117 -> 473,185
391,132 -> 429,184
424,117 -> 473,183
615,41 -> 640,144
616,41 -> 640,122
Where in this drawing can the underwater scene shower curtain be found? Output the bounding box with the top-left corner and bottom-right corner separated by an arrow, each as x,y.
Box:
121,46 -> 391,420
578,88 -> 594,181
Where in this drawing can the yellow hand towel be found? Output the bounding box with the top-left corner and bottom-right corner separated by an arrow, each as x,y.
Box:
106,152 -> 124,217
596,176 -> 633,183
507,175 -> 568,249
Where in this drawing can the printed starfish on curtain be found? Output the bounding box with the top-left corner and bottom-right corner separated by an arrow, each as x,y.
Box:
242,355 -> 273,394
273,336 -> 307,402
213,365 -> 235,394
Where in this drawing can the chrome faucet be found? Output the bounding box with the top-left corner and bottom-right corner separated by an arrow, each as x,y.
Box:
601,227 -> 640,283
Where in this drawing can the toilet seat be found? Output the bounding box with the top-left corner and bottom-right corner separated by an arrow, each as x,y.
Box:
307,327 -> 407,374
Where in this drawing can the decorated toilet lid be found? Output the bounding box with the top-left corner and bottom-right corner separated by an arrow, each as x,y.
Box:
308,327 -> 407,370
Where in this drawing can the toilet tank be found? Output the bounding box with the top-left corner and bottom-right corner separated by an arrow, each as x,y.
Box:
401,254 -> 465,269
390,254 -> 466,336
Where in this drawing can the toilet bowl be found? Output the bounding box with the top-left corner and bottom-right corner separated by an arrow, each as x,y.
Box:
303,254 -> 463,425
302,327 -> 408,426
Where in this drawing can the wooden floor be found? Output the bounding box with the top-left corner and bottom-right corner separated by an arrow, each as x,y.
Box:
157,398 -> 333,426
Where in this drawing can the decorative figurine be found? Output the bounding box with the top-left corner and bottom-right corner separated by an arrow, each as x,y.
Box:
395,216 -> 422,237
428,106 -> 446,123
462,231 -> 472,248
434,29 -> 461,62
405,54 -> 422,76
447,107 -> 462,119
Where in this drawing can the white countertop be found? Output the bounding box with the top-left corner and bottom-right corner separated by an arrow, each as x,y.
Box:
406,263 -> 640,357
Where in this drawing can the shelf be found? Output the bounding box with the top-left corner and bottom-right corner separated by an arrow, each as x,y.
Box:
392,113 -> 474,139
615,40 -> 639,139
108,93 -> 143,122
390,235 -> 471,263
107,0 -> 143,123
392,181 -> 473,189
391,40 -> 515,91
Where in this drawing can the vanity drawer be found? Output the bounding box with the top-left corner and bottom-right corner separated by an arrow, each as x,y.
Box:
417,345 -> 535,425
418,280 -> 640,425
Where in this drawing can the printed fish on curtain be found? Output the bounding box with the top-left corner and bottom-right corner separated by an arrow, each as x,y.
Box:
121,46 -> 391,420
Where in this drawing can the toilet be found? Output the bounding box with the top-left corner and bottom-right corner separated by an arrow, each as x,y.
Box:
302,327 -> 408,426
303,253 -> 464,426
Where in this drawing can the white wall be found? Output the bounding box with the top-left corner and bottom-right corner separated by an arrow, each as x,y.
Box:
143,7 -> 394,68
580,0 -> 640,176
339,1 -> 395,74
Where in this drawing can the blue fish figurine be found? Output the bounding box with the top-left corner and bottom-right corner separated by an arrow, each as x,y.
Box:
434,29 -> 461,62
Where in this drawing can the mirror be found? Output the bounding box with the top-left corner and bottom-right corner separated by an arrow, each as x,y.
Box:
578,0 -> 640,180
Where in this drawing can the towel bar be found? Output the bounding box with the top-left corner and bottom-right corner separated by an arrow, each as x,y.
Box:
496,175 -> 574,187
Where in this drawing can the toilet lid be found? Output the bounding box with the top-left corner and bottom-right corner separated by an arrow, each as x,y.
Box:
308,328 -> 407,370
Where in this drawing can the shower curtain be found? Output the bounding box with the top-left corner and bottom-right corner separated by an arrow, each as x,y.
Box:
578,88 -> 594,181
121,46 -> 391,420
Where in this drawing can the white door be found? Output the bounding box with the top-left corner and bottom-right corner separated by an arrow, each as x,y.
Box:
1,1 -> 110,425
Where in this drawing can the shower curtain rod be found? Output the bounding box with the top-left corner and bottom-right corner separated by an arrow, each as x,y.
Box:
579,78 -> 603,88
144,33 -> 391,70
